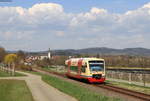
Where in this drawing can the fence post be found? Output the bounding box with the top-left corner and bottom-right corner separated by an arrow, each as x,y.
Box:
142,73 -> 146,87
12,63 -> 15,76
0,65 -> 14,76
129,73 -> 132,84
8,67 -> 11,74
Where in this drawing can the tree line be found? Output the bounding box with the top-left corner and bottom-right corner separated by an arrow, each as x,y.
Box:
100,55 -> 150,68
1,46 -> 150,69
37,54 -> 150,68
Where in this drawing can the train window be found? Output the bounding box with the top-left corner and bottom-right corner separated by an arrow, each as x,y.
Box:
89,61 -> 104,72
90,64 -> 104,71
81,66 -> 86,73
70,66 -> 78,72
89,61 -> 104,64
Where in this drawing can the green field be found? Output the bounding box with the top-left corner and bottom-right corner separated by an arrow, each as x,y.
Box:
0,70 -> 25,77
106,80 -> 150,94
0,80 -> 34,101
30,71 -> 121,101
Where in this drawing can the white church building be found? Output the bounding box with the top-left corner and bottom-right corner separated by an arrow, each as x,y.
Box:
40,48 -> 51,60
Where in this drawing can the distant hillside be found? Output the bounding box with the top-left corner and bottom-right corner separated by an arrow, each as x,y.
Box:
51,47 -> 150,56
7,47 -> 150,56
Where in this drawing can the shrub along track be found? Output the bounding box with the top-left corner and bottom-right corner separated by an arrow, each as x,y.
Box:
33,68 -> 150,101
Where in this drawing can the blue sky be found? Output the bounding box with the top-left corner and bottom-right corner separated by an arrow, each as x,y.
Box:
0,0 -> 150,13
0,0 -> 150,51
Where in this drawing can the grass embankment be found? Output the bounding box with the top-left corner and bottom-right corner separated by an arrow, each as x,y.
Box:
0,70 -> 25,77
30,71 -> 121,101
106,80 -> 150,94
0,80 -> 34,101
36,67 -> 150,95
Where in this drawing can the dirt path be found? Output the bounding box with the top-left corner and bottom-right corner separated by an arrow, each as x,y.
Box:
0,72 -> 77,101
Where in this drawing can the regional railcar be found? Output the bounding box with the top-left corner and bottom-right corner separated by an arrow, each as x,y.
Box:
65,58 -> 105,83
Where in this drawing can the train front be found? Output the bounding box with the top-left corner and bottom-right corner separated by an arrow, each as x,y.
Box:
87,59 -> 105,83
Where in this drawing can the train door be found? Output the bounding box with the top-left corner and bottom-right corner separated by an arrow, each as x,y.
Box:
81,64 -> 86,76
78,59 -> 83,75
67,60 -> 71,73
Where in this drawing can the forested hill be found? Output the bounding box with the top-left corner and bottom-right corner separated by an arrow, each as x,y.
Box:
51,47 -> 150,56
7,47 -> 150,56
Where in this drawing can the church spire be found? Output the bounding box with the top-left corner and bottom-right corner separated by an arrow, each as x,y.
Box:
48,48 -> 51,59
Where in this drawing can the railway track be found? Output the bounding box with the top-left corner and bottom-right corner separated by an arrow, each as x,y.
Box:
95,84 -> 150,101
33,68 -> 150,101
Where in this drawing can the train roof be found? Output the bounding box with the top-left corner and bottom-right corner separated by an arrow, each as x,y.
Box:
65,58 -> 104,66
68,58 -> 104,61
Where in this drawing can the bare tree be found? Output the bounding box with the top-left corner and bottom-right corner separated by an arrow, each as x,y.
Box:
0,47 -> 6,63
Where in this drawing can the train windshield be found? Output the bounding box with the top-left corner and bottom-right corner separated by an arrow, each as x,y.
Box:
89,61 -> 104,72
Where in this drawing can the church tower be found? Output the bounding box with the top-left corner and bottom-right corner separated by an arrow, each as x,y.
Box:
48,48 -> 51,59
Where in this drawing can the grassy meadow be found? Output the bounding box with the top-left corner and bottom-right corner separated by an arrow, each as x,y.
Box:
0,80 -> 34,101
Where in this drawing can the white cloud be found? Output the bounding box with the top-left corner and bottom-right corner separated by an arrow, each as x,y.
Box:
90,7 -> 107,14
56,31 -> 65,37
142,2 -> 150,9
0,2 -> 150,50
